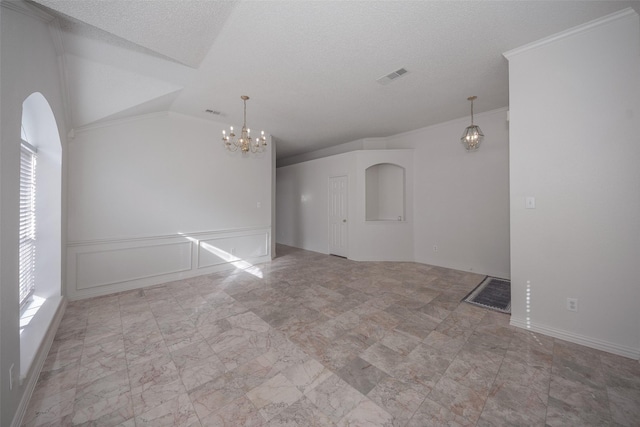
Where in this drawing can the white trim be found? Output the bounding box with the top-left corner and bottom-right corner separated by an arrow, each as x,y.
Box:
12,298 -> 67,427
72,111 -> 171,135
510,317 -> 640,360
66,254 -> 271,301
74,241 -> 193,290
503,7 -> 637,59
47,19 -> 74,131
1,0 -> 55,22
71,109 -> 236,136
197,231 -> 269,269
48,17 -> 65,57
278,107 -> 510,168
66,227 -> 272,300
67,226 -> 271,246
388,107 -> 509,141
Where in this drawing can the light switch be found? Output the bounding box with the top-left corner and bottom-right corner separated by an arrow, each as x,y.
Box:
525,196 -> 536,209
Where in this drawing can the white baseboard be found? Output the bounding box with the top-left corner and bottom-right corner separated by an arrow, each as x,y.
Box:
510,316 -> 640,360
12,298 -> 67,427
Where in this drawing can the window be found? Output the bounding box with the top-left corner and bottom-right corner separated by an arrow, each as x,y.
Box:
19,92 -> 63,379
19,139 -> 37,308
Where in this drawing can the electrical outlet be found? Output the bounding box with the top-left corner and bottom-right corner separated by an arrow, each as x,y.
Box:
567,298 -> 578,312
433,245 -> 438,252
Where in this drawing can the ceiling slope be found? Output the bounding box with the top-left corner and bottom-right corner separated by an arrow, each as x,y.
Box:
27,0 -> 637,159
33,0 -> 236,68
64,54 -> 184,128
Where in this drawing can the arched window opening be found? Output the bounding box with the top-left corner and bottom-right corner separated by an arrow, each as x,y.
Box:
19,92 -> 63,379
20,93 -> 62,306
365,163 -> 405,221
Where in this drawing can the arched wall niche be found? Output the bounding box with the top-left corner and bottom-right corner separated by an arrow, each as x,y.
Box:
22,92 -> 62,299
365,162 -> 405,221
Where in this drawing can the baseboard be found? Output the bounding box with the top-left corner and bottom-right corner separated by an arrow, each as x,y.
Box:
12,297 -> 67,427
510,317 -> 640,360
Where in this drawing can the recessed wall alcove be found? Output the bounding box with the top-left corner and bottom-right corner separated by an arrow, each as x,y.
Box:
365,163 -> 405,221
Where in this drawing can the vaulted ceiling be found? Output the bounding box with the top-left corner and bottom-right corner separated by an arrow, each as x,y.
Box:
29,0 -> 637,160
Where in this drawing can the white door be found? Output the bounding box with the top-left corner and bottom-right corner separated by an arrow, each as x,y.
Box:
328,176 -> 348,257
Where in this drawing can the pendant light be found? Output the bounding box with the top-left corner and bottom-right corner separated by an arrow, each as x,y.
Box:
461,96 -> 483,151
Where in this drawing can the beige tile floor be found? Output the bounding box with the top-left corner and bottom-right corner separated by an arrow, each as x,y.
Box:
23,244 -> 640,426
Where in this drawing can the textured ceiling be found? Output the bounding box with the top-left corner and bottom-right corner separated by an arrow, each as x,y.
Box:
33,0 -> 236,67
30,0 -> 638,160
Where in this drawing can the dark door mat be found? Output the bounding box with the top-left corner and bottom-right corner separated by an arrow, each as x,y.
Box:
462,276 -> 511,313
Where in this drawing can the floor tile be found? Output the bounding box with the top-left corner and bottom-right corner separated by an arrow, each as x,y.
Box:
336,398 -> 394,427
305,374 -> 367,423
367,376 -> 429,425
22,244 -> 640,427
246,373 -> 303,421
199,395 -> 264,426
134,393 -> 199,427
336,357 -> 389,395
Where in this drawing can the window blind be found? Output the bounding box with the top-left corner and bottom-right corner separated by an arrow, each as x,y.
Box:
19,142 -> 37,308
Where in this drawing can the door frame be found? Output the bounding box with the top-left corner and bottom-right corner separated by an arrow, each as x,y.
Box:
328,175 -> 348,257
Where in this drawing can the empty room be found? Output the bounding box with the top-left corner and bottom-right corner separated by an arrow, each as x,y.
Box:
1,1 -> 639,426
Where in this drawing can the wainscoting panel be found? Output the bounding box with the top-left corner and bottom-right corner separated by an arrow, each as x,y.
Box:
76,242 -> 192,290
198,232 -> 269,269
66,227 -> 271,300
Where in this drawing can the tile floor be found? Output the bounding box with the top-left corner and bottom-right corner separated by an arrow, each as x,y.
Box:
23,245 -> 640,426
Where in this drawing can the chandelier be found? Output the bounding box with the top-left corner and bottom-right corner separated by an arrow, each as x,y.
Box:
222,95 -> 267,153
460,95 -> 484,151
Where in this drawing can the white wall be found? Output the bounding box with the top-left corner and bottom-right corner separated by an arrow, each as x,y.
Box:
387,109 -> 511,279
276,149 -> 414,261
365,165 -> 380,220
506,9 -> 640,358
279,108 -> 510,276
276,152 -> 355,254
66,112 -> 273,299
0,4 -> 68,426
1,4 -> 274,421
353,150 -> 414,261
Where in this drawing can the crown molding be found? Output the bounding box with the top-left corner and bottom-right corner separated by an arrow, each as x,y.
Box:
504,7 -> 637,59
390,106 -> 509,140
72,111 -> 171,136
1,0 -> 55,23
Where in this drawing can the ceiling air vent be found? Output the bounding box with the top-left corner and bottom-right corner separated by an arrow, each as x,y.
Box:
376,68 -> 409,85
205,109 -> 221,115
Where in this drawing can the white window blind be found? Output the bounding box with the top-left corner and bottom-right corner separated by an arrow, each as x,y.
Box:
19,141 -> 37,308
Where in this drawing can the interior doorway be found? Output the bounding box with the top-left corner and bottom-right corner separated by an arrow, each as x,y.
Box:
328,175 -> 348,257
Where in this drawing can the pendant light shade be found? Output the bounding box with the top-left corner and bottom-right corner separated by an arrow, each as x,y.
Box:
461,96 -> 483,151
